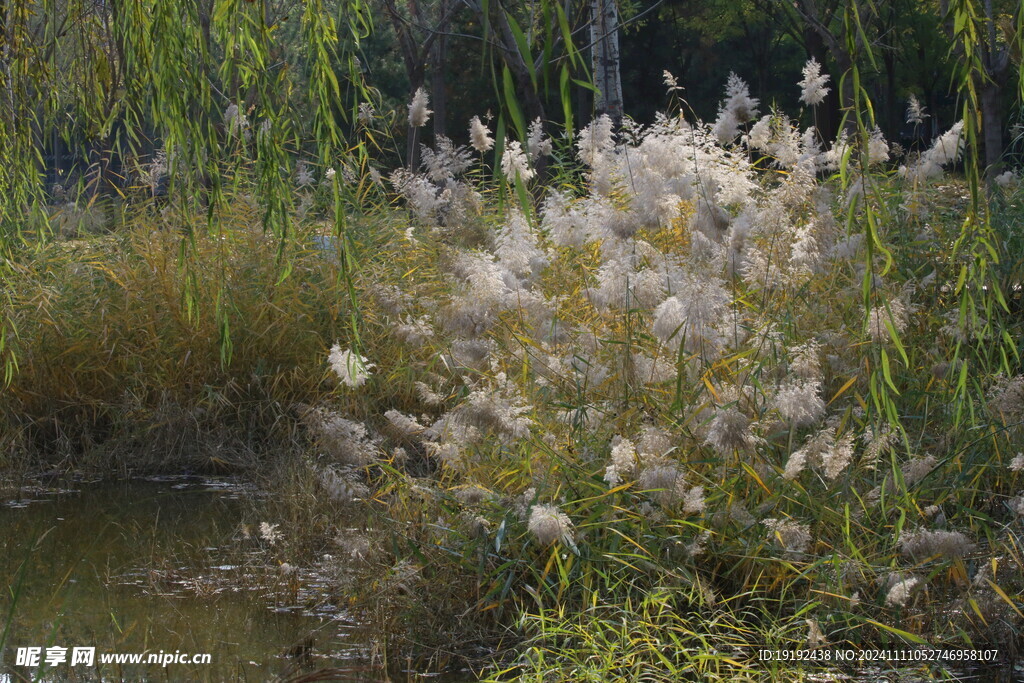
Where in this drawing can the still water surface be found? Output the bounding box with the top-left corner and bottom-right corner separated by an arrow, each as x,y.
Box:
0,476 -> 383,681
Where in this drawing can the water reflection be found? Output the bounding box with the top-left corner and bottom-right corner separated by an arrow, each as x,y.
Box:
0,476 -> 376,681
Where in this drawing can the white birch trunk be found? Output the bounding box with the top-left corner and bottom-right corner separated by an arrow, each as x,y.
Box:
590,0 -> 622,123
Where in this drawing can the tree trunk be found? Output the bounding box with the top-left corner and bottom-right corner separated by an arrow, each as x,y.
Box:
430,0 -> 448,140
590,0 -> 622,123
980,81 -> 1003,174
884,49 -> 898,140
978,0 -> 1011,176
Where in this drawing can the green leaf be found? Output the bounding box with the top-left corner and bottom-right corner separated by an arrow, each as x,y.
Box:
555,4 -> 580,70
505,14 -> 536,90
572,78 -> 599,93
495,518 -> 507,554
502,66 -> 528,142
880,348 -> 899,395
864,619 -> 929,645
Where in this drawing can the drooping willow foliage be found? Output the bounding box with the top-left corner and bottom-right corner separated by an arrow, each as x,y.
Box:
0,0 -> 375,378
945,0 -> 1023,423
825,0 -> 1023,443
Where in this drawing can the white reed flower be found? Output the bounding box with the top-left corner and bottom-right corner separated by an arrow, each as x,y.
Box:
899,121 -> 964,182
681,485 -> 705,515
806,619 -> 827,648
723,72 -> 759,121
785,424 -> 850,482
899,529 -> 973,561
686,530 -> 710,557
335,531 -> 372,562
798,127 -> 824,171
445,373 -> 532,440
260,522 -> 282,544
995,170 -> 1018,188
823,131 -> 851,171
822,432 -> 855,480
319,468 -> 369,502
772,379 -> 825,427
414,381 -> 445,406
394,315 -> 434,346
576,114 -> 615,167
1009,495 -> 1024,516
527,117 -> 552,159
420,136 -> 472,181
528,503 -> 574,546
325,167 -> 336,181
663,70 -> 682,92
328,344 -> 374,388
863,425 -> 898,462
798,58 -> 830,106
454,485 -> 492,506
637,426 -> 674,459
384,409 -> 423,437
358,102 -> 375,124
300,409 -> 376,466
650,276 -> 730,354
424,440 -> 465,469
408,87 -> 432,128
867,298 -> 908,343
885,576 -> 920,607
541,191 -> 588,247
1010,452 -> 1024,472
493,208 -> 547,278
604,436 -> 638,487
868,127 -> 889,165
651,296 -> 688,344
789,342 -> 821,380
469,115 -> 494,153
704,407 -> 755,455
224,103 -> 250,139
783,448 -> 808,480
763,518 -> 812,554
770,123 -> 802,168
390,168 -> 443,223
501,140 -> 534,182
295,160 -> 315,187
831,233 -> 864,261
901,453 -> 937,486
789,222 -> 821,276
747,115 -> 772,151
632,352 -> 676,385
713,109 -> 743,146
638,462 -> 687,507
906,95 -> 927,125
713,73 -> 759,144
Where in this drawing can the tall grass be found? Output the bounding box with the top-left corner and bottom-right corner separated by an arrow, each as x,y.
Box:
0,199 -> 367,470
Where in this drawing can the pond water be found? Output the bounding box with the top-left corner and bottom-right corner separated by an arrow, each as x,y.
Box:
0,476 -> 383,681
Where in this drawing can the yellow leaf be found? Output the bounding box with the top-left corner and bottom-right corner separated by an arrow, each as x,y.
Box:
967,598 -> 988,626
829,375 -> 858,405
702,373 -> 718,401
741,462 -> 772,495
986,579 -> 1024,618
